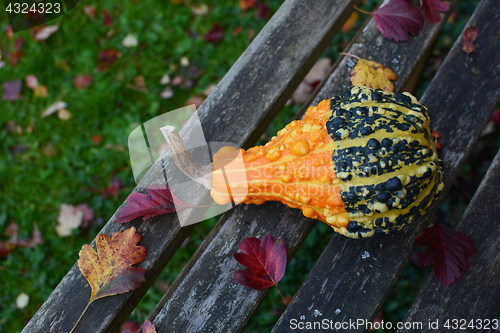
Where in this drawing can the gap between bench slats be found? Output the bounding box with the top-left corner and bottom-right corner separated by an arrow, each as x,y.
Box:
399,136 -> 500,333
146,0 -> 461,332
273,0 -> 500,332
21,0 -> 361,331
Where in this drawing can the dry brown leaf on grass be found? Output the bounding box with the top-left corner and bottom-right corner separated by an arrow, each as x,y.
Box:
341,53 -> 397,92
70,227 -> 146,332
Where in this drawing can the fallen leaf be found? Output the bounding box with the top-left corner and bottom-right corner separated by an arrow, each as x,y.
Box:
142,320 -> 157,333
122,34 -> 138,48
171,75 -> 184,86
186,95 -> 205,109
292,57 -> 332,104
9,144 -> 27,158
256,3 -> 272,20
103,9 -> 112,27
420,0 -> 449,24
5,25 -> 13,39
233,235 -> 288,302
203,83 -> 217,96
83,5 -> 96,18
341,11 -> 359,33
98,49 -> 121,71
3,80 -> 22,101
42,142 -> 57,157
233,26 -> 243,36
75,74 -> 92,89
491,109 -> 500,127
191,3 -> 209,15
0,242 -> 10,258
126,75 -> 148,93
34,24 -> 59,41
14,37 -> 24,50
415,224 -> 476,286
55,203 -> 84,237
16,293 -> 29,309
121,321 -> 140,333
34,84 -> 48,98
355,0 -> 424,42
462,26 -> 478,61
91,134 -> 104,145
4,120 -> 16,133
100,178 -> 121,198
160,74 -> 171,85
247,28 -> 256,40
240,0 -> 257,11
116,185 -> 191,223
160,86 -> 173,99
27,223 -> 43,248
57,109 -> 72,120
180,56 -> 189,67
9,50 -> 23,67
25,75 -> 38,89
41,101 -> 68,117
74,227 -> 146,332
342,53 -> 396,91
203,23 -> 224,43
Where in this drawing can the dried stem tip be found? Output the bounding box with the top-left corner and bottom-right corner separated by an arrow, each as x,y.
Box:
160,125 -> 213,190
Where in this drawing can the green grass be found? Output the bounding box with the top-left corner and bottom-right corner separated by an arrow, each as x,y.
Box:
0,0 -> 488,332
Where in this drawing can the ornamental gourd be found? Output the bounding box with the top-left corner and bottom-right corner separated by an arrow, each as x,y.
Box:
209,86 -> 443,238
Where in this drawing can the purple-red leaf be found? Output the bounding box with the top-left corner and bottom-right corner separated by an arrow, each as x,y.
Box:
203,23 -> 224,43
2,80 -> 22,101
233,234 -> 287,291
116,185 -> 190,223
420,0 -> 449,23
415,224 -> 476,286
355,0 -> 424,42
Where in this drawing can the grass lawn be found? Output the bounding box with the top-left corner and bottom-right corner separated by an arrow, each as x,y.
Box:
0,0 -> 491,332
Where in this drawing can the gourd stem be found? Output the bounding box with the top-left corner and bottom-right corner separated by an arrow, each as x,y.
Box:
160,126 -> 213,190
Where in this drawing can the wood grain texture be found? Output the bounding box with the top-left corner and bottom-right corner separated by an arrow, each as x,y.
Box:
147,1 -> 462,332
399,146 -> 500,333
273,0 -> 500,331
22,0 -> 362,332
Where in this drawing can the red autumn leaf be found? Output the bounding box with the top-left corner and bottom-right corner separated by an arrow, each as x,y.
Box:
0,242 -> 10,258
101,178 -> 121,198
98,49 -> 120,71
415,224 -> 476,286
91,134 -> 104,145
491,109 -> 500,128
203,23 -> 224,43
103,9 -> 112,27
2,80 -> 22,101
256,3 -> 272,20
75,74 -> 92,89
462,26 -> 478,61
8,37 -> 24,67
420,0 -> 449,23
239,0 -> 257,11
116,185 -> 191,223
121,321 -> 140,333
355,0 -> 424,42
233,234 -> 287,292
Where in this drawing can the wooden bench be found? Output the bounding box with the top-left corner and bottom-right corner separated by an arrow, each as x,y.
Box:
22,0 -> 500,332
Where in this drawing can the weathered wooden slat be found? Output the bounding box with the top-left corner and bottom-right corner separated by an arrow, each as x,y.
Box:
272,1 -> 500,331
147,1 -> 462,332
399,147 -> 500,332
21,0 -> 362,331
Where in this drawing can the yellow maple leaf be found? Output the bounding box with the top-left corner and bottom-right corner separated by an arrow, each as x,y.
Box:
70,227 -> 146,333
342,53 -> 396,92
